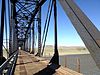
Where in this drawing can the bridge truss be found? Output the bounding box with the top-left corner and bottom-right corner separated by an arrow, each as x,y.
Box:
0,0 -> 100,75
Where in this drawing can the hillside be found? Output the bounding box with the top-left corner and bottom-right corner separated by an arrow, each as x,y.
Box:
43,45 -> 89,56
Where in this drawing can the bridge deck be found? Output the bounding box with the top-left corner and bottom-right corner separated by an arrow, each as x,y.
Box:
14,50 -> 82,75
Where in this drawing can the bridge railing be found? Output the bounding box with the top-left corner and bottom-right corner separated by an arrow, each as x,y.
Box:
0,50 -> 18,75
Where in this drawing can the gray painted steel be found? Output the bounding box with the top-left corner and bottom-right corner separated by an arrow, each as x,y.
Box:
59,0 -> 100,69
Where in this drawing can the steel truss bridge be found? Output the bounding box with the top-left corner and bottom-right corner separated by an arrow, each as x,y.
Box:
0,0 -> 100,75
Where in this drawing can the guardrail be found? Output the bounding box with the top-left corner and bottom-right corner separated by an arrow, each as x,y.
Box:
0,51 -> 18,75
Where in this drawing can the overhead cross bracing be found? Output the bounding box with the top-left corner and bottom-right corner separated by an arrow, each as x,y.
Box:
9,0 -> 46,57
15,0 -> 38,39
13,0 -> 43,55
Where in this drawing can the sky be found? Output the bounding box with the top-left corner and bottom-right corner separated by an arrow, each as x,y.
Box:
41,0 -> 100,47
0,0 -> 100,47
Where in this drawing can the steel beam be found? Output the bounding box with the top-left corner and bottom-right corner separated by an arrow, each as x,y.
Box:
28,32 -> 31,52
50,0 -> 59,65
0,0 -> 5,65
38,7 -> 41,56
36,6 -> 41,56
30,22 -> 35,54
25,38 -> 28,51
9,1 -> 17,56
59,0 -> 100,69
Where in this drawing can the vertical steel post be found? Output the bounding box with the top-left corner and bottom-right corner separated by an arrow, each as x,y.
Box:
0,0 -> 5,65
26,38 -> 28,52
31,22 -> 35,54
26,39 -> 27,51
9,2 -> 12,56
36,4 -> 41,56
24,40 -> 26,51
22,41 -> 25,50
9,1 -> 17,56
28,36 -> 29,52
38,7 -> 41,56
13,1 -> 18,52
29,31 -> 31,52
50,0 -> 59,65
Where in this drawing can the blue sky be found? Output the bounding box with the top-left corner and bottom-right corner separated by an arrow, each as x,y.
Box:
1,0 -> 100,47
41,0 -> 100,46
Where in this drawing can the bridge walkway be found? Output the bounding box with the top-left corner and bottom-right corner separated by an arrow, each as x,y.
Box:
14,50 -> 82,75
